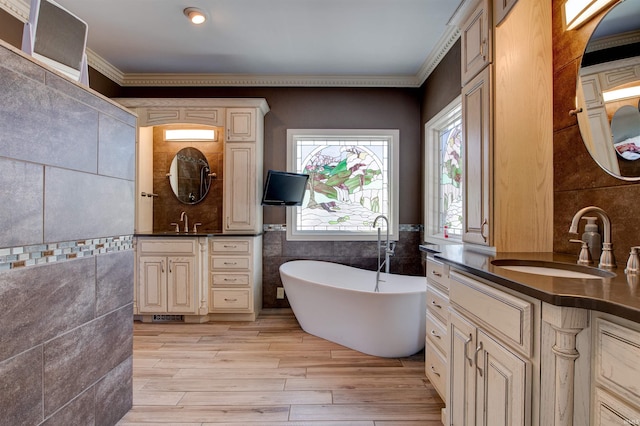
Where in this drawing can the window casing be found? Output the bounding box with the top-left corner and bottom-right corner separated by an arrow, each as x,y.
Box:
286,129 -> 399,241
424,96 -> 463,243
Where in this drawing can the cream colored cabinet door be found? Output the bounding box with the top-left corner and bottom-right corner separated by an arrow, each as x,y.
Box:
166,256 -> 196,313
139,256 -> 167,313
226,108 -> 256,142
475,329 -> 529,426
462,65 -> 492,246
449,310 -> 477,426
139,255 -> 196,314
461,0 -> 492,85
224,143 -> 257,232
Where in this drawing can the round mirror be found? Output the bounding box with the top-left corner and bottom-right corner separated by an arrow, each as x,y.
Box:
576,0 -> 640,180
168,147 -> 211,204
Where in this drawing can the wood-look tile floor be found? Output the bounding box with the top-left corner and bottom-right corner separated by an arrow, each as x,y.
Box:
117,309 -> 444,425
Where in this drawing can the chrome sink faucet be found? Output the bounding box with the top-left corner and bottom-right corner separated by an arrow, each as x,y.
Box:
569,206 -> 615,269
180,211 -> 189,233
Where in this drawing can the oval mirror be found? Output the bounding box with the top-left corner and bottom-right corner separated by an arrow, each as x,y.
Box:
576,0 -> 640,180
168,147 -> 211,204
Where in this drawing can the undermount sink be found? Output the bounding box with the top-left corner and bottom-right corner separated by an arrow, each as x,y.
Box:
491,259 -> 616,279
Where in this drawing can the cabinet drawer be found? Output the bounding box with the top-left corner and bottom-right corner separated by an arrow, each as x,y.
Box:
425,343 -> 447,401
211,256 -> 250,270
427,283 -> 449,323
210,239 -> 251,254
210,272 -> 250,286
450,271 -> 533,356
595,318 -> 640,404
426,259 -> 449,290
138,239 -> 196,255
593,387 -> 640,426
211,289 -> 250,310
426,311 -> 448,355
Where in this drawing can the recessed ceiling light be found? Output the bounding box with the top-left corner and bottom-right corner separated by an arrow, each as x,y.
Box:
184,7 -> 206,25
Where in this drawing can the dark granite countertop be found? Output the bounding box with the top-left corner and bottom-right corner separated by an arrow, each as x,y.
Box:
135,232 -> 263,237
420,243 -> 640,323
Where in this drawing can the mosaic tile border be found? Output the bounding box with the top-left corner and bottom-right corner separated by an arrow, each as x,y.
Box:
0,235 -> 134,272
263,224 -> 423,232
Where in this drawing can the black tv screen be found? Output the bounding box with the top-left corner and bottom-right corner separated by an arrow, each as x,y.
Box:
261,170 -> 309,206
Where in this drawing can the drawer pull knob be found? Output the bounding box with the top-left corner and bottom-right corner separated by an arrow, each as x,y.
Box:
224,262 -> 237,265
224,298 -> 238,302
224,278 -> 237,282
431,300 -> 442,309
464,333 -> 474,367
431,270 -> 442,277
430,330 -> 441,339
474,341 -> 484,377
430,365 -> 441,377
224,245 -> 237,248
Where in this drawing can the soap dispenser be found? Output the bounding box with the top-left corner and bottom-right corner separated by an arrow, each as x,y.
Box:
581,217 -> 602,263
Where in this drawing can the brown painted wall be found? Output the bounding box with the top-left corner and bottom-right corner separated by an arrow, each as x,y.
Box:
421,39 -> 462,125
0,9 -> 22,48
552,0 -> 640,265
121,86 -> 424,225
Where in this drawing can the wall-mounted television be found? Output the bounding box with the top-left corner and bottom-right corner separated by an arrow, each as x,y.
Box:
22,0 -> 89,84
261,170 -> 309,206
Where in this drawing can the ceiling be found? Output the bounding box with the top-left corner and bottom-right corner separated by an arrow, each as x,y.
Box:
10,0 -> 466,87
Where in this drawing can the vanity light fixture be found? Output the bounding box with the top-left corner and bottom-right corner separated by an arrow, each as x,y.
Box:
164,129 -> 216,142
602,85 -> 640,103
183,7 -> 206,25
563,0 -> 616,30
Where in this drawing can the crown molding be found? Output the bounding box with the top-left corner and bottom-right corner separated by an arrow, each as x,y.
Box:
1,0 -> 28,21
415,24 -> 460,86
585,30 -> 640,54
86,48 -> 124,84
2,0 -> 459,88
120,73 -> 421,88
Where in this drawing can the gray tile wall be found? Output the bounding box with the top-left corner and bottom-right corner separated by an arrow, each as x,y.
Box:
262,226 -> 425,308
0,42 -> 135,425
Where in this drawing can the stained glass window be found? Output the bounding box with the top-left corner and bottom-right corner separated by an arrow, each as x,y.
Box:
286,129 -> 399,241
424,97 -> 462,242
439,116 -> 462,237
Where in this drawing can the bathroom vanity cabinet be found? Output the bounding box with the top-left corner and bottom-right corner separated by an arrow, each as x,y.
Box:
209,235 -> 262,321
425,257 -> 451,411
423,244 -> 640,426
135,235 -> 262,322
591,314 -> 640,426
448,270 -> 538,426
136,237 -> 207,320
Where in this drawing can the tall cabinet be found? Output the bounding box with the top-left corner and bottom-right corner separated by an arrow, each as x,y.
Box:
224,107 -> 264,233
451,0 -> 553,252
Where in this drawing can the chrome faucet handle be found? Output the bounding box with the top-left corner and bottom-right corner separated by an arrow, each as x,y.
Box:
170,222 -> 180,233
193,222 -> 202,233
569,239 -> 592,265
625,246 -> 640,274
599,242 -> 616,270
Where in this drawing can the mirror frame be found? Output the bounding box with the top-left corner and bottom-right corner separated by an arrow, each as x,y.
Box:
168,146 -> 212,205
576,0 -> 640,181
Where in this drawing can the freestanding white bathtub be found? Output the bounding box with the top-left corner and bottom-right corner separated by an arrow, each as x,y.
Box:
279,260 -> 426,358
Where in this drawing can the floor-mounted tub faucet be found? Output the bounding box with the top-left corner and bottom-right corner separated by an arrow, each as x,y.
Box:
373,214 -> 396,292
569,206 -> 615,269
